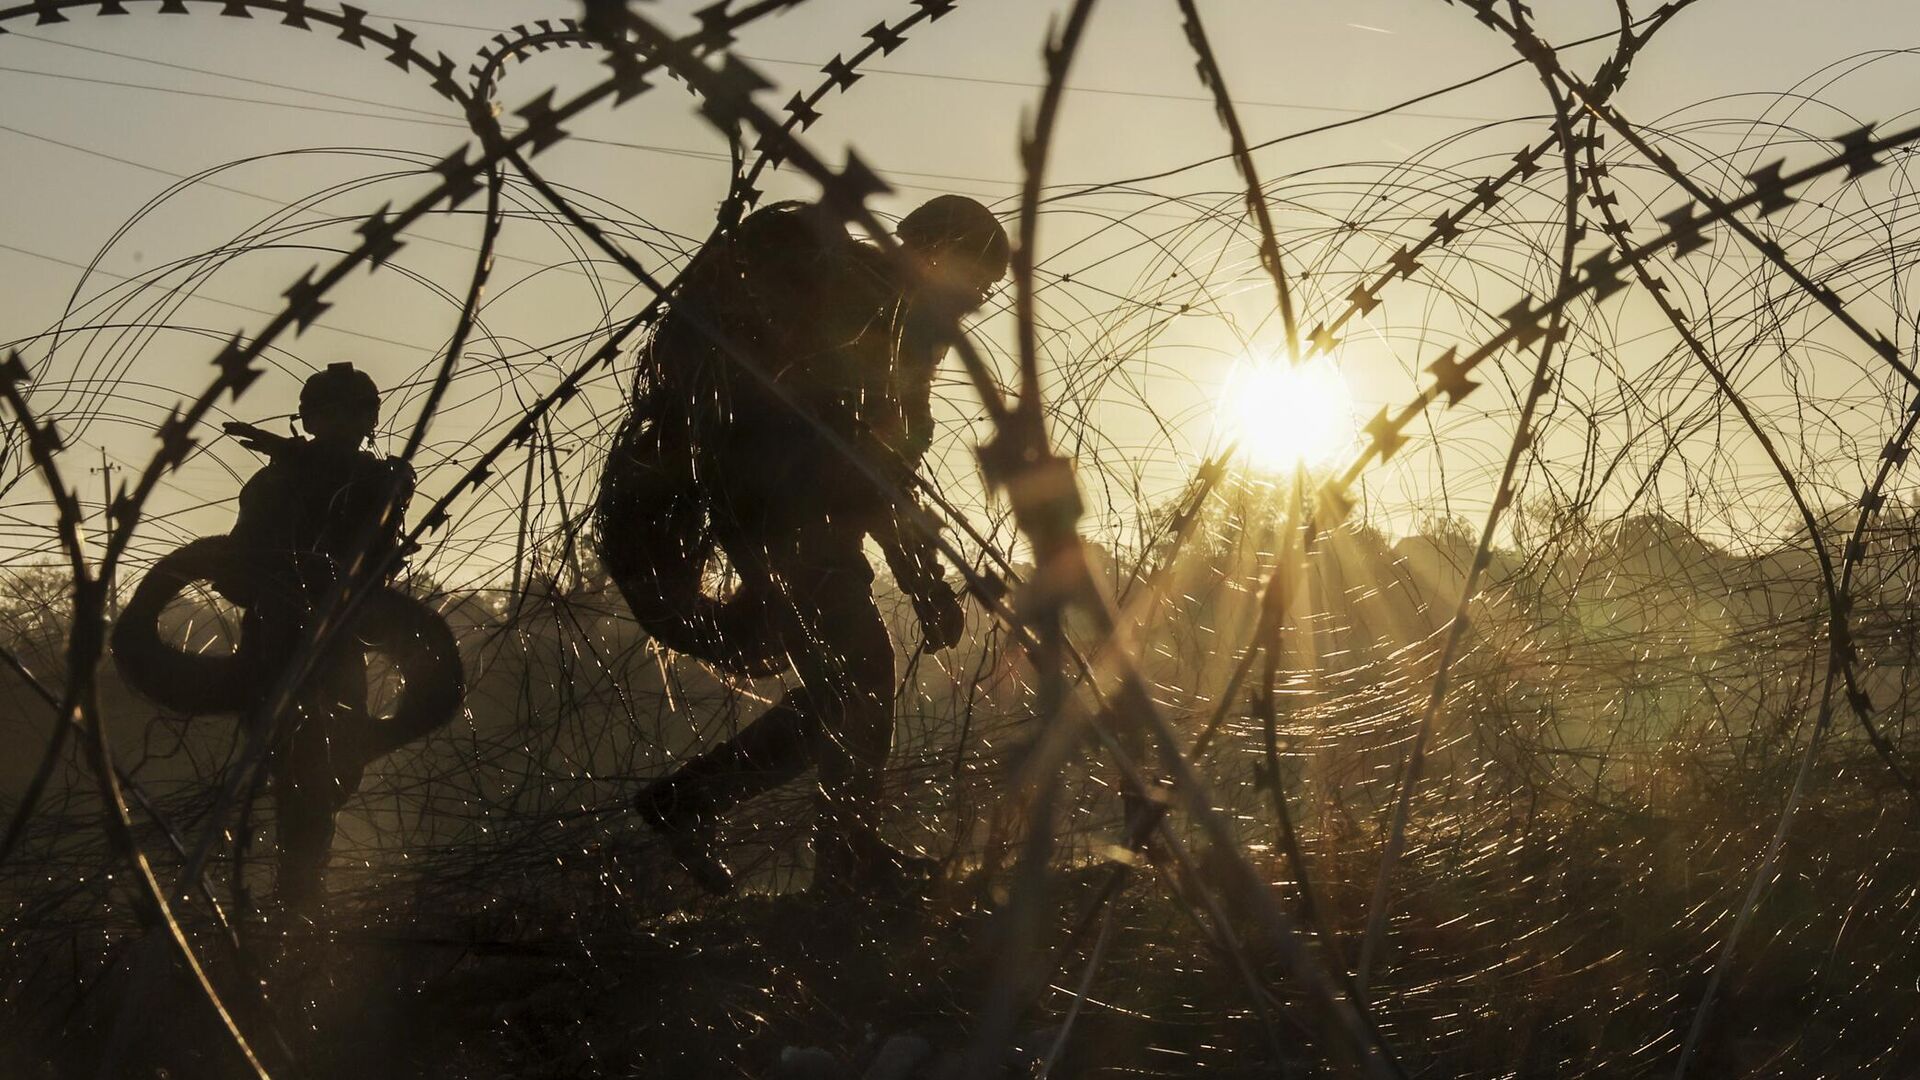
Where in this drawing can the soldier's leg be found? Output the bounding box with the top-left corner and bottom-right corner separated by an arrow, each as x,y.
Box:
238,603 -> 324,914
634,553 -> 823,894
765,521 -> 903,891
270,641 -> 371,915
636,525 -> 825,813
271,707 -> 339,917
324,642 -> 373,796
637,515 -> 903,893
638,688 -> 822,823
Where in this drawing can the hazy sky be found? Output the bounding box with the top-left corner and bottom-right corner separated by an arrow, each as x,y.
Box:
6,0 -> 1920,580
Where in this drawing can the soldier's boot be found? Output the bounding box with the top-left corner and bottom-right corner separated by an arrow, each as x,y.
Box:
635,780 -> 736,896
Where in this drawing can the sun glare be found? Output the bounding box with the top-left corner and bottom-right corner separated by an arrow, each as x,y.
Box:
1218,357 -> 1357,473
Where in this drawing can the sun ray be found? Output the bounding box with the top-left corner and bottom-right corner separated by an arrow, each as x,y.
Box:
1217,356 -> 1358,474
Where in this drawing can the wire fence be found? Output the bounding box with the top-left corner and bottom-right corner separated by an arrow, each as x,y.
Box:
6,1 -> 1920,1076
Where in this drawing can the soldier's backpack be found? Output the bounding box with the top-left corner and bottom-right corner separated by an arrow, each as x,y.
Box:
594,201 -> 882,676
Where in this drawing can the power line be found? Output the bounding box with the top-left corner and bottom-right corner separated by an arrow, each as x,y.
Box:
0,239 -> 441,354
0,120 -> 722,290
0,66 -> 1025,194
3,16 -> 1557,196
10,31 -> 456,119
357,7 -> 1506,121
0,64 -> 468,127
0,120 -> 539,254
736,54 -> 1504,124
0,61 -> 728,165
3,14 -> 1611,215
1041,17 -> 1638,203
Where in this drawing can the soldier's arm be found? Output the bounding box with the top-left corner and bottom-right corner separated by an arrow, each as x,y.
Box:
366,457 -> 418,575
223,420 -> 301,458
376,455 -> 418,568
897,354 -> 938,469
217,463 -> 290,604
874,508 -> 965,652
873,508 -> 942,596
229,464 -> 285,550
314,456 -> 416,581
222,424 -> 302,553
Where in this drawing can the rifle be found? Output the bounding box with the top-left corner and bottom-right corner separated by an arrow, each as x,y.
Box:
222,420 -> 304,458
220,420 -> 423,562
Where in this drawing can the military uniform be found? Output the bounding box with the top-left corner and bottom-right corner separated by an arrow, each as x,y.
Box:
224,436 -> 414,911
625,200 -> 985,890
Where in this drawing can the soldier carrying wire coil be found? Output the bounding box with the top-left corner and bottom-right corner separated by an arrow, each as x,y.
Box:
113,364 -> 463,917
596,195 -> 1009,896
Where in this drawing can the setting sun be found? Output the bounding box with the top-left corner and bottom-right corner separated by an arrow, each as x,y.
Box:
1218,356 -> 1358,473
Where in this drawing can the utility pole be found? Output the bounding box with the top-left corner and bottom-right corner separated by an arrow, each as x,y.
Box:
92,447 -> 119,620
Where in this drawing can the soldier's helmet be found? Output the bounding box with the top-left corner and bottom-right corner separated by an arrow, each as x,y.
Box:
300,362 -> 381,441
897,195 -> 1010,300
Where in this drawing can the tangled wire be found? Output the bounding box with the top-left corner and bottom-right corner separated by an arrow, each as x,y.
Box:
6,1 -> 1920,1076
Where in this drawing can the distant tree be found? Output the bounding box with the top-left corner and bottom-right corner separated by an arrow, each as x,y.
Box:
0,563 -> 70,663
1508,494 -> 1593,554
1413,510 -> 1476,549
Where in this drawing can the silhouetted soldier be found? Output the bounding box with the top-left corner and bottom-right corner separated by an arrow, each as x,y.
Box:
115,364 -> 461,921
598,195 -> 1008,895
219,363 -> 416,913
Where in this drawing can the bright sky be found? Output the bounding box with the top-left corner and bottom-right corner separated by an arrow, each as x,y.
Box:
6,0 -> 1920,581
